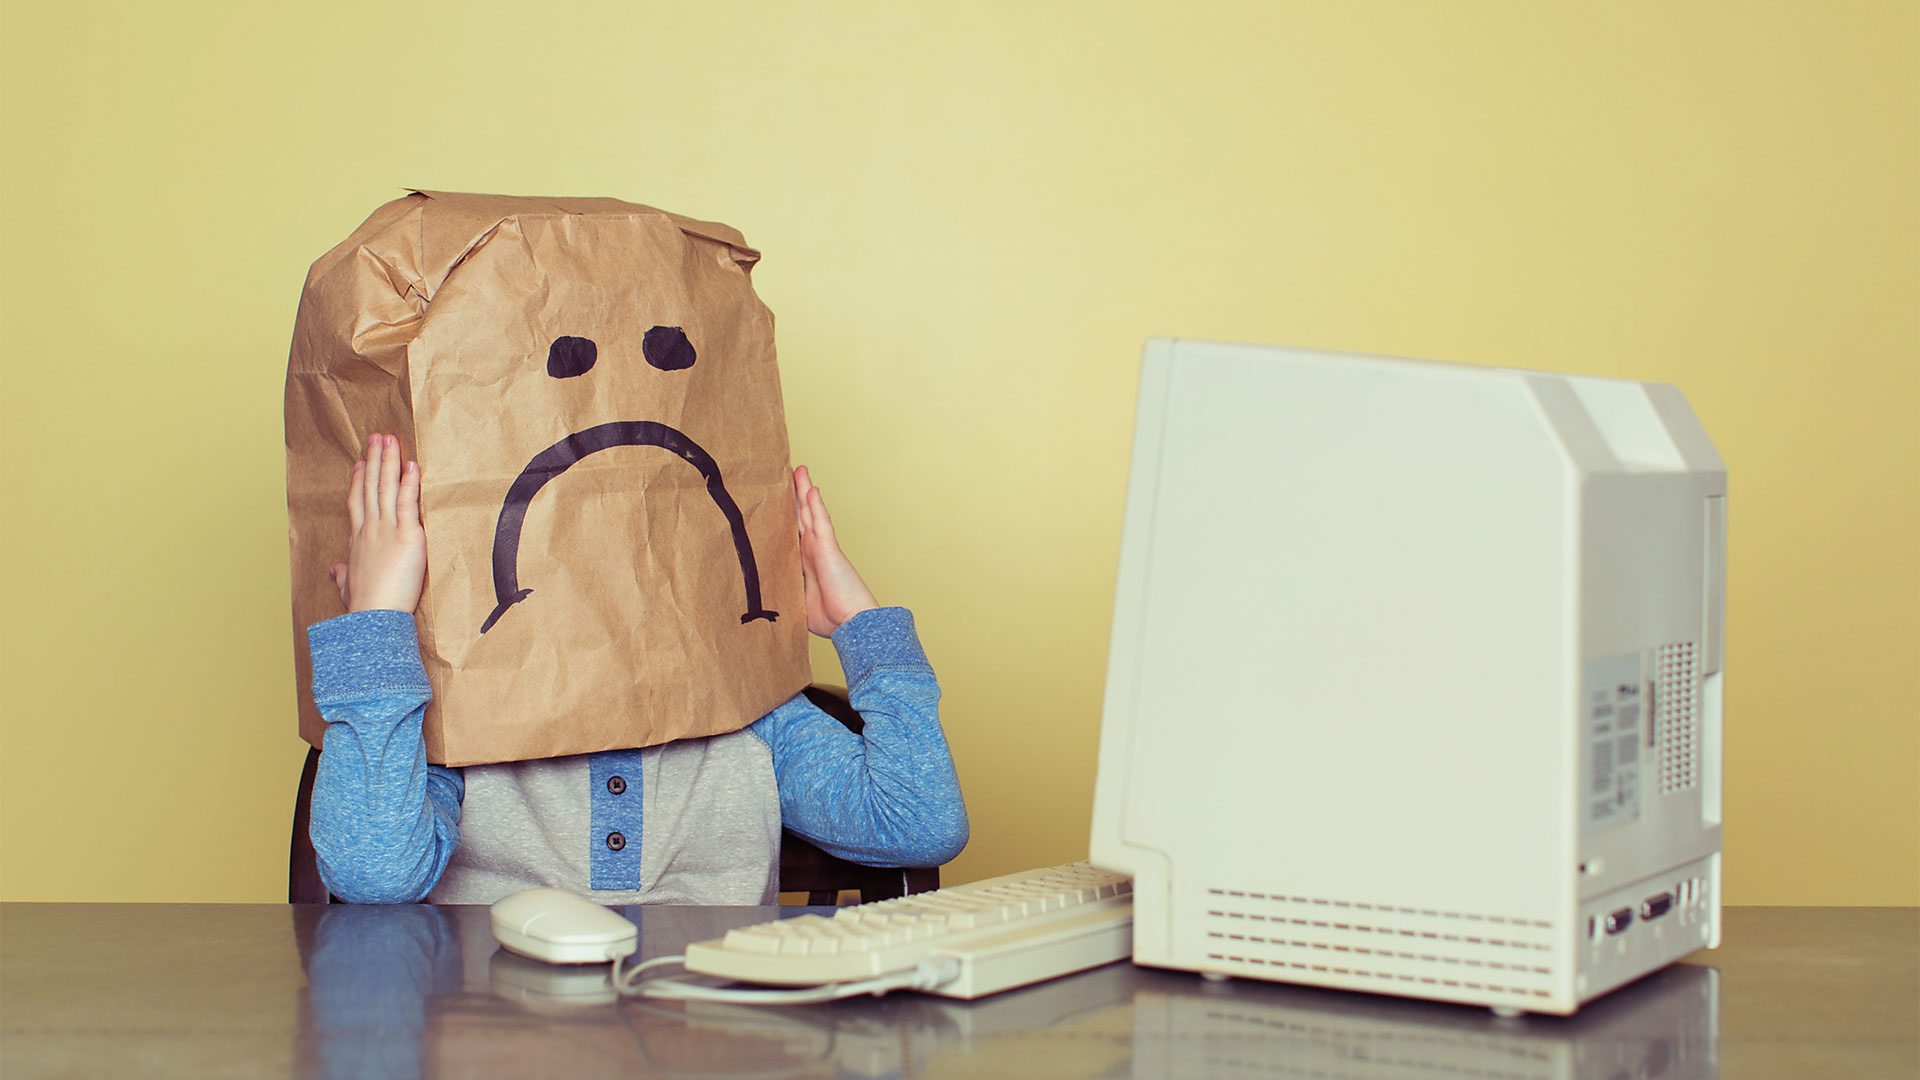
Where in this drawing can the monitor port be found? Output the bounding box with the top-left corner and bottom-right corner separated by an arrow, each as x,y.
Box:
1641,893 -> 1673,920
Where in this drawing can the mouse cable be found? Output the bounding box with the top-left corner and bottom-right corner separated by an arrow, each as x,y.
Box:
612,953 -> 961,1005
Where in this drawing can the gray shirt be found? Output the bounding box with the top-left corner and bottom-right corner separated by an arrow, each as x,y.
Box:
430,730 -> 779,904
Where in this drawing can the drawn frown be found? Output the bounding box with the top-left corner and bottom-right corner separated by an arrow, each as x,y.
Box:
478,325 -> 778,634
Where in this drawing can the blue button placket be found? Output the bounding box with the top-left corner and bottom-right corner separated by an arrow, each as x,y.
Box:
588,749 -> 647,890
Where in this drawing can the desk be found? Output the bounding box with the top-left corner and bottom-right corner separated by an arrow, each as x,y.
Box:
1,904 -> 1913,1078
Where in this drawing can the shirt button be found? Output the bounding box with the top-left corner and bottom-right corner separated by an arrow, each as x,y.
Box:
607,775 -> 627,795
606,831 -> 626,851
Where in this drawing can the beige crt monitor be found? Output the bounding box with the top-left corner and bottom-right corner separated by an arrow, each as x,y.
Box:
1089,339 -> 1725,1016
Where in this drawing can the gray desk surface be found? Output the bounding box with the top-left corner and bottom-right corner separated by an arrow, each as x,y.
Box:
0,904 -> 1913,1079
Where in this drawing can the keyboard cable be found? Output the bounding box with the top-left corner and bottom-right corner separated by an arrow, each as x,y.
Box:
613,952 -> 962,1005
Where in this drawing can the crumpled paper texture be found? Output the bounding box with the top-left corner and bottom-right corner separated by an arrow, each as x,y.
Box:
285,190 -> 809,766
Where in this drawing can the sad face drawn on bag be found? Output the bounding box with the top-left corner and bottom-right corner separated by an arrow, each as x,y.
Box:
479,324 -> 779,634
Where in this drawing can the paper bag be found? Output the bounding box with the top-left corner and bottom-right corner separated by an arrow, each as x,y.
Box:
285,190 -> 810,766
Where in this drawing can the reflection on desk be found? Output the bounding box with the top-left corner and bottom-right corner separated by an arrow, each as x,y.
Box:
478,944 -> 1718,1079
2,904 -> 1914,1079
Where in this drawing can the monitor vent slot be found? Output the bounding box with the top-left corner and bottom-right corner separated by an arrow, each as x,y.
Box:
1203,890 -> 1556,1003
1655,642 -> 1699,793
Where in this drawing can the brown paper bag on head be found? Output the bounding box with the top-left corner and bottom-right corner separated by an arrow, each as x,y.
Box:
285,190 -> 810,766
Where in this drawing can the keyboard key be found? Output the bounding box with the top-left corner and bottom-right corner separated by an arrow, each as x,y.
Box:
722,928 -> 785,954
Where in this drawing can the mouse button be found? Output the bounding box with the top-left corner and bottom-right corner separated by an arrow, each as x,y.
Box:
591,902 -> 640,928
491,888 -> 568,933
490,896 -> 532,931
546,907 -> 637,945
585,909 -> 640,942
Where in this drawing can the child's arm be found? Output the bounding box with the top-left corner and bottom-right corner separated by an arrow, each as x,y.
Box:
306,434 -> 462,903
748,468 -> 968,866
751,608 -> 967,866
308,611 -> 463,903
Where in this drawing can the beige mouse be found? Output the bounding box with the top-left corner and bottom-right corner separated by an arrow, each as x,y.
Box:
490,887 -> 639,965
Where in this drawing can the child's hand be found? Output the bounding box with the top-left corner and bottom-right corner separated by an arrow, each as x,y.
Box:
328,433 -> 427,614
793,465 -> 879,637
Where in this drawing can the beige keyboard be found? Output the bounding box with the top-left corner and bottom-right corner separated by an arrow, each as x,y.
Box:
684,862 -> 1134,999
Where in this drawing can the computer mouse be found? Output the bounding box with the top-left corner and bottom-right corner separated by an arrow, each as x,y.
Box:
490,887 -> 639,965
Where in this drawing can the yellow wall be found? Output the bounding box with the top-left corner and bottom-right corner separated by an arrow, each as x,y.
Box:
2,2 -> 1914,905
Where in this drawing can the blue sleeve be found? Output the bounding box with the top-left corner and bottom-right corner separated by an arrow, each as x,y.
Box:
306,610 -> 463,904
749,607 -> 968,867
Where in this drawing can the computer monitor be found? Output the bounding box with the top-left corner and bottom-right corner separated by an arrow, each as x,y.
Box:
1089,340 -> 1725,1016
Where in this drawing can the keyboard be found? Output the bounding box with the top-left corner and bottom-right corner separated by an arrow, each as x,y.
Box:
684,862 -> 1134,999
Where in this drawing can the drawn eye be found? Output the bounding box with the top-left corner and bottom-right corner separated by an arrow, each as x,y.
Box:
547,336 -> 597,379
643,326 -> 696,372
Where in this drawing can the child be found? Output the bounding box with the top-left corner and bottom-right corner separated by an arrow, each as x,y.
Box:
307,433 -> 967,904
